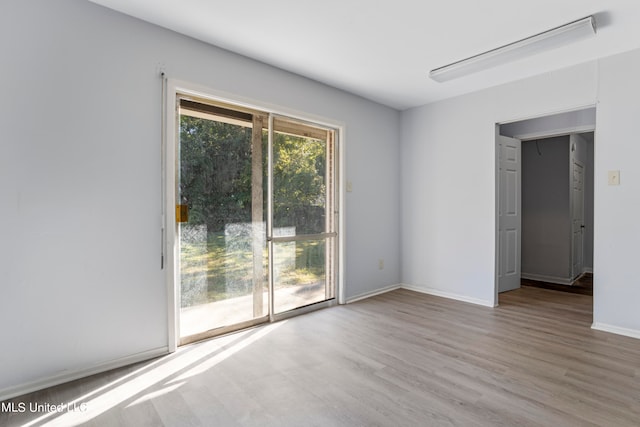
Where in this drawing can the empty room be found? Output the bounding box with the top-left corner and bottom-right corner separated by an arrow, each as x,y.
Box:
2,0 -> 640,425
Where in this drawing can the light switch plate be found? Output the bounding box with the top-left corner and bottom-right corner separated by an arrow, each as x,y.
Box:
608,170 -> 620,186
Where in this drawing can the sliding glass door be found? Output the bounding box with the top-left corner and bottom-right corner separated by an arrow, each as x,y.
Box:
270,117 -> 336,314
176,98 -> 337,344
177,100 -> 268,343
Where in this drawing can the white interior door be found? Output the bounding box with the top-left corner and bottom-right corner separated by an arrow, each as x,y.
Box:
497,135 -> 521,293
571,160 -> 585,279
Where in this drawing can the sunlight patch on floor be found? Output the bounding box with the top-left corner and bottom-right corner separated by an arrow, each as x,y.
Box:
22,321 -> 286,427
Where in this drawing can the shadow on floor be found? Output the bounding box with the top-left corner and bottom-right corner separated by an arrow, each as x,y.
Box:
521,273 -> 593,296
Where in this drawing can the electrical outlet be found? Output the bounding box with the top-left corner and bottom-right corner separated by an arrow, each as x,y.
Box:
346,181 -> 353,192
378,259 -> 384,270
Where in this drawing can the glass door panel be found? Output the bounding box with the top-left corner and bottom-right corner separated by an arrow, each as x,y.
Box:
270,118 -> 336,314
178,100 -> 267,343
272,238 -> 331,313
174,98 -> 338,345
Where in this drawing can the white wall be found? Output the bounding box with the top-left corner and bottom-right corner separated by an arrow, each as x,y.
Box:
401,51 -> 640,336
593,48 -> 640,335
401,61 -> 597,306
0,0 -> 400,398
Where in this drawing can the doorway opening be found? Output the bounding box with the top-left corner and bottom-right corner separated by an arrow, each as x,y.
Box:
519,134 -> 594,294
495,107 -> 595,304
166,89 -> 340,346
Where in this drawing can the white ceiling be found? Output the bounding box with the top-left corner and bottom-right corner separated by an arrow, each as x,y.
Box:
88,0 -> 640,110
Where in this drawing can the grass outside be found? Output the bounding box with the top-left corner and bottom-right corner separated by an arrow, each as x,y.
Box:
180,230 -> 325,307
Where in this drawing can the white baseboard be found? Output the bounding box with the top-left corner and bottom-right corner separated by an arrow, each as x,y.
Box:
345,284 -> 401,303
591,323 -> 640,340
521,273 -> 572,285
0,346 -> 169,402
400,284 -> 496,308
583,267 -> 593,274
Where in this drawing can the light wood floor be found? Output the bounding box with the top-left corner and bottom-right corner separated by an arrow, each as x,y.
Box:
3,287 -> 640,426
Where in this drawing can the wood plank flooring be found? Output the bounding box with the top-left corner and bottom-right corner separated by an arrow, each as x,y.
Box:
2,287 -> 639,426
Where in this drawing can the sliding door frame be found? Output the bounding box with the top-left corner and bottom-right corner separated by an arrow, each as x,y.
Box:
163,79 -> 345,352
268,113 -> 339,322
